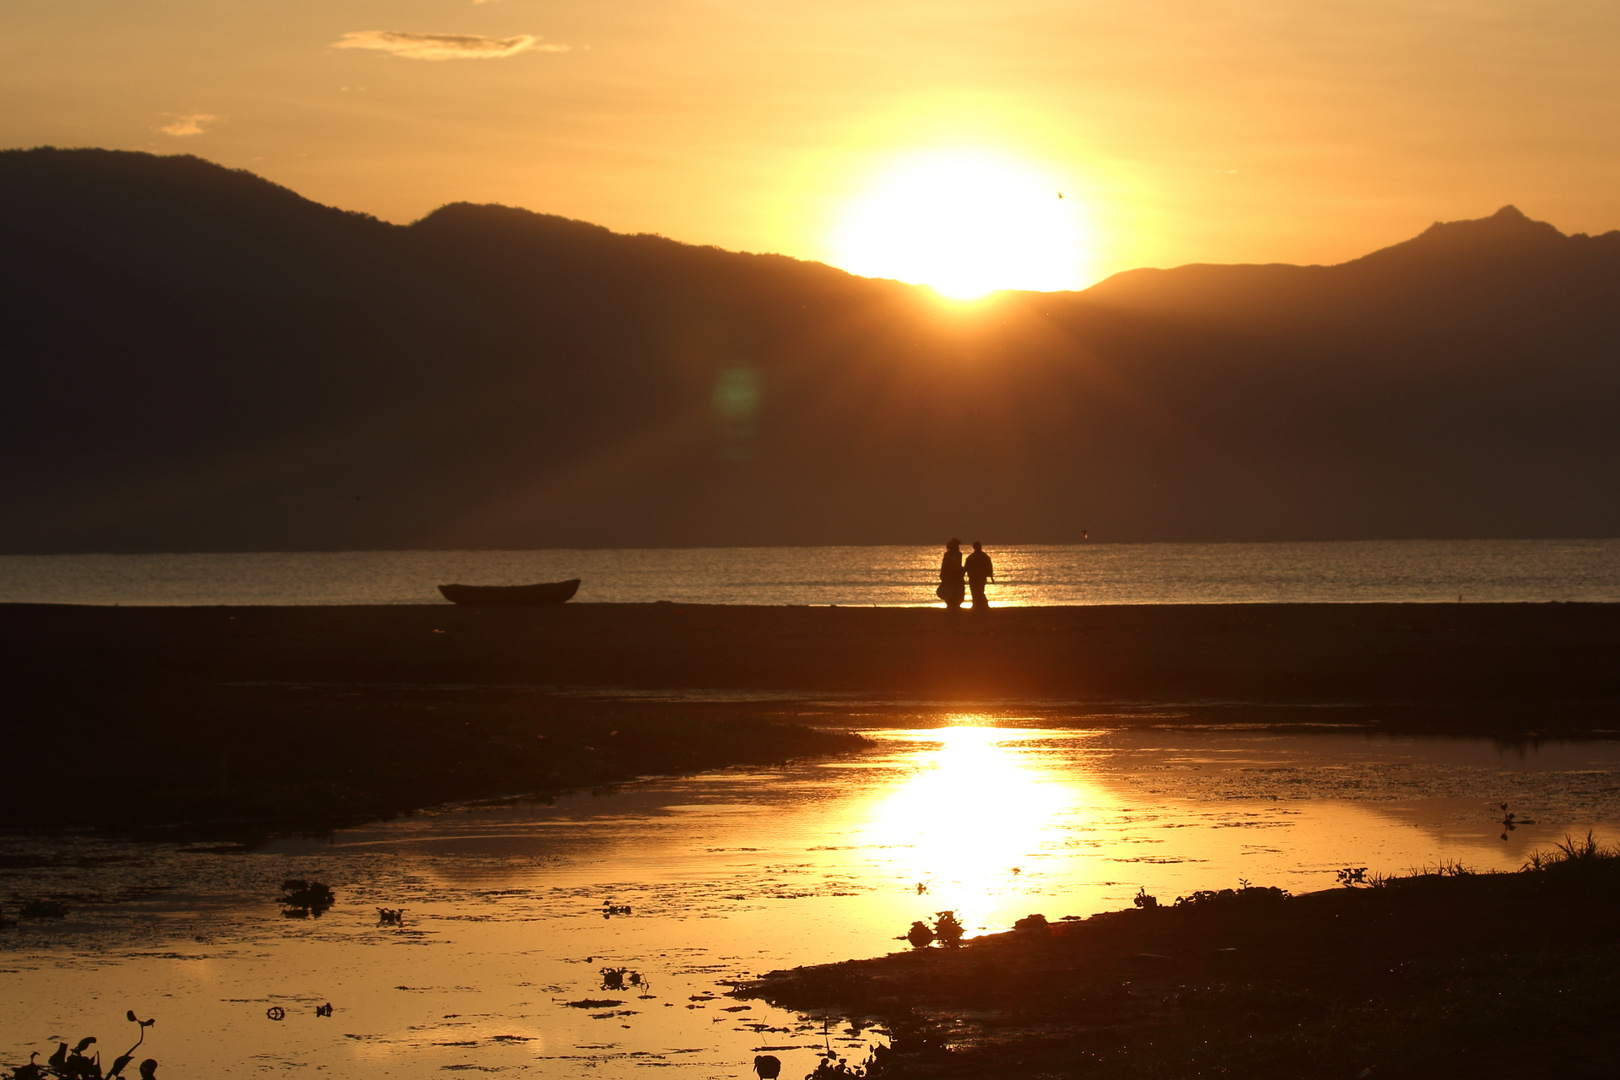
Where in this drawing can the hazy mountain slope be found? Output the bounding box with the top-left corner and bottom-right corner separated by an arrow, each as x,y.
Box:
1,148 -> 1616,551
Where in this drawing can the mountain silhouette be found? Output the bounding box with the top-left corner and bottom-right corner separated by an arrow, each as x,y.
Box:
2,147 -> 1617,552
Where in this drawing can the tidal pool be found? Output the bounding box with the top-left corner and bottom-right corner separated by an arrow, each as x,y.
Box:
5,718 -> 1620,1078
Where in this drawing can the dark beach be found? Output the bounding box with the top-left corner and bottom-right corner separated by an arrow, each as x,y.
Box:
7,600 -> 1619,702
4,601 -> 1618,838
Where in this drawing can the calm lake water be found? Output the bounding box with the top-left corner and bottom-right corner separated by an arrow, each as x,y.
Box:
5,718 -> 1620,1078
2,539 -> 1618,606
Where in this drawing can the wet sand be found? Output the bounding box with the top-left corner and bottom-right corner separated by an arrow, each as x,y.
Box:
3,602 -> 1617,837
4,600 -> 1618,704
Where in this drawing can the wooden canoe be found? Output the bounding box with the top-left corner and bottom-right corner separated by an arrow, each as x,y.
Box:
436,579 -> 581,606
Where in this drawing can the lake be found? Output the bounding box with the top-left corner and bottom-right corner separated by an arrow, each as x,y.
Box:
5,717 -> 1619,1078
2,538 -> 1618,606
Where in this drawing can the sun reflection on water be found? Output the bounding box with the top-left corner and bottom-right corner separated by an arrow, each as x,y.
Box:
852,721 -> 1107,935
10,725 -> 1620,1079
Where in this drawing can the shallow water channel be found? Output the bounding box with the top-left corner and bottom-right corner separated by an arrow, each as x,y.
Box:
6,718 -> 1620,1078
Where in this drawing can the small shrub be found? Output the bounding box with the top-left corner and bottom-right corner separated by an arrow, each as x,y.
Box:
809,1049 -> 868,1078
1173,884 -> 1290,908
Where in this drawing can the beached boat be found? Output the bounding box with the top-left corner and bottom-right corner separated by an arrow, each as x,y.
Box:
437,579 -> 581,606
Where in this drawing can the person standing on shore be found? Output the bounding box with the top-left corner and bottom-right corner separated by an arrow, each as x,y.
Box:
937,539 -> 966,609
964,541 -> 995,610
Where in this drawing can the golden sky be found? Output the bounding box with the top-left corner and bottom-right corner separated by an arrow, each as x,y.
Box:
4,0 -> 1618,290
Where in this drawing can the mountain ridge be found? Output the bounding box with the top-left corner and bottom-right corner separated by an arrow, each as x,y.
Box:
1,147 -> 1616,552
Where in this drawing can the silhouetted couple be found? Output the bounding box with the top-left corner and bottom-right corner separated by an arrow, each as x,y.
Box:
937,539 -> 994,610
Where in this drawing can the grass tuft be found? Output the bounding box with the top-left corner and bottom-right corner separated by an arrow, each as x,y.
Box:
1522,830 -> 1617,872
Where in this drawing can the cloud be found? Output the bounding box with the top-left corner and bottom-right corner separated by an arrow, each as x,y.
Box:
158,113 -> 221,137
332,30 -> 567,60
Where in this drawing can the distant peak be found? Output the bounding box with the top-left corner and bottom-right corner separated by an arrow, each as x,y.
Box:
1422,204 -> 1561,239
1349,204 -> 1568,267
410,200 -> 615,240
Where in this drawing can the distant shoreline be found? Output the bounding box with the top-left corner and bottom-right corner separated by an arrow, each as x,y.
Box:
6,539 -> 1618,608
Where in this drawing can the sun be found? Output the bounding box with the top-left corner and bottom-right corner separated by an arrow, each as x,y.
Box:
830,148 -> 1093,299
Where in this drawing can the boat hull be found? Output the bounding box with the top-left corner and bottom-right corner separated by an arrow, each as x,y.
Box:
437,579 -> 581,606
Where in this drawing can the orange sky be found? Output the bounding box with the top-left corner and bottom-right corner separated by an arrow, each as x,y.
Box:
4,0 -> 1618,289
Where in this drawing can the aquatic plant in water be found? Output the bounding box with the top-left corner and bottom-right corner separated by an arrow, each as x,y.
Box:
278,879 -> 335,918
1497,802 -> 1537,840
4,1012 -> 156,1079
599,967 -> 649,994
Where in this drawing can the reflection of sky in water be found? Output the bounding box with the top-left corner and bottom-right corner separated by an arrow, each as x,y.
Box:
5,723 -> 1620,1078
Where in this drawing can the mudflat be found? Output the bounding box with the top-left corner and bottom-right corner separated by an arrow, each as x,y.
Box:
4,600 -> 1618,705
4,602 -> 1616,837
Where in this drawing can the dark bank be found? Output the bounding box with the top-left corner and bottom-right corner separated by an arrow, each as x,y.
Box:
740,840 -> 1620,1079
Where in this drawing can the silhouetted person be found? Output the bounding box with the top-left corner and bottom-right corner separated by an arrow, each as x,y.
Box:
753,1053 -> 782,1079
964,542 -> 994,610
937,539 -> 965,609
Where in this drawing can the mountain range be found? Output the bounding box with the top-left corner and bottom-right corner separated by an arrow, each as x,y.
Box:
2,147 -> 1617,552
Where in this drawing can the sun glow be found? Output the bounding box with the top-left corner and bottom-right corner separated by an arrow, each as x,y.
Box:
830,148 -> 1093,299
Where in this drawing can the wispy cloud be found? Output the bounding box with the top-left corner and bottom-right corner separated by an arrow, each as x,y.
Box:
158,113 -> 221,137
332,30 -> 567,60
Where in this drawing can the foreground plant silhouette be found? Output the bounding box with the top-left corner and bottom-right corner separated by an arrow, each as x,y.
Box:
900,910 -> 963,949
5,1012 -> 156,1079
